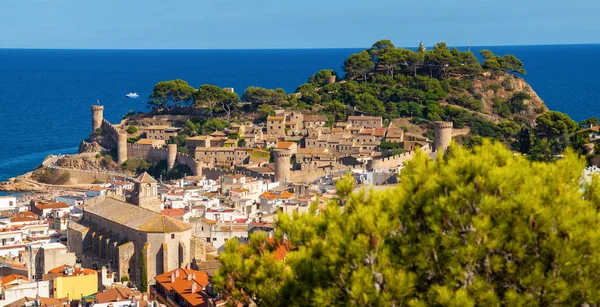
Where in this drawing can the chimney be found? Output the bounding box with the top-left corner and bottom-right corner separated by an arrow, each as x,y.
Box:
170,273 -> 175,283
187,273 -> 193,281
191,282 -> 198,293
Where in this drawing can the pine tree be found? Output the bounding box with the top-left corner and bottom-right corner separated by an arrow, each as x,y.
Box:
214,141 -> 600,306
140,244 -> 148,293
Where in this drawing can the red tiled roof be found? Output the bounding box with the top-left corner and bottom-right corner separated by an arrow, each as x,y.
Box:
260,191 -> 294,200
161,209 -> 186,218
1,274 -> 28,285
95,287 -> 141,303
276,141 -> 296,149
88,186 -> 106,192
35,202 -> 69,210
155,268 -> 210,306
266,238 -> 290,261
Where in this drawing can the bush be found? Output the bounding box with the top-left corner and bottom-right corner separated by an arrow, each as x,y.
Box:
95,153 -> 102,159
95,127 -> 103,135
121,276 -> 129,282
127,137 -> 140,144
34,168 -> 70,185
127,126 -> 138,134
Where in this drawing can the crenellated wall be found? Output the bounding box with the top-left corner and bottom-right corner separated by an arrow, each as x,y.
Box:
97,119 -> 120,149
367,144 -> 432,170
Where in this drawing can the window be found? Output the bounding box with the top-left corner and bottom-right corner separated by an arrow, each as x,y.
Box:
212,238 -> 217,241
171,234 -> 175,239
224,238 -> 228,242
8,201 -> 13,207
201,227 -> 204,231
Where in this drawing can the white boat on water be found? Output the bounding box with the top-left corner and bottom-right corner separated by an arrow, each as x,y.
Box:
125,92 -> 139,98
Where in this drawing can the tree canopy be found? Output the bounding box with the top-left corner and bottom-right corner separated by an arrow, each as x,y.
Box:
148,79 -> 195,113
215,141 -> 600,306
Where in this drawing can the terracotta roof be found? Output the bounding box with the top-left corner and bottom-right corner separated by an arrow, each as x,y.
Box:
89,186 -> 106,192
266,238 -> 290,261
276,141 -> 296,149
155,268 -> 210,306
134,172 -> 157,184
348,116 -> 382,121
267,116 -> 285,121
45,265 -> 97,280
136,138 -> 164,145
1,274 -> 28,285
5,297 -> 68,307
83,196 -> 191,233
95,287 -> 141,303
161,208 -> 186,218
35,202 -> 70,210
260,191 -> 294,200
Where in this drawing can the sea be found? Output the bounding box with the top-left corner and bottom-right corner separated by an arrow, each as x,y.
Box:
1,44 -> 599,192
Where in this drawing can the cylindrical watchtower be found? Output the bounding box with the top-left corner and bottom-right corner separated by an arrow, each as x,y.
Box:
273,149 -> 291,183
167,144 -> 177,171
117,133 -> 128,164
194,161 -> 203,177
91,105 -> 104,134
434,121 -> 453,152
326,75 -> 336,85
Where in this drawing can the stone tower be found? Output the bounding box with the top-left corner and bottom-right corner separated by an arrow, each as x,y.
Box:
326,75 -> 336,85
131,172 -> 160,212
434,121 -> 453,152
117,133 -> 128,164
193,161 -> 203,178
91,105 -> 104,134
273,149 -> 291,183
167,144 -> 177,171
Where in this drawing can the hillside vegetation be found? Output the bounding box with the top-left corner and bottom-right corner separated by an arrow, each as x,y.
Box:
139,39 -> 600,161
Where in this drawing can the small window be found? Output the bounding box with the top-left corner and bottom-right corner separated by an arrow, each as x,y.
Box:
201,227 -> 204,231
213,238 -> 217,241
171,234 -> 175,239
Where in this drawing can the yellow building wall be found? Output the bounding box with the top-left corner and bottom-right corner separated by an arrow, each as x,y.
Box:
54,273 -> 98,300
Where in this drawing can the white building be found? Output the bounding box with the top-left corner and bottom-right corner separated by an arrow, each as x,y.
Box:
0,196 -> 17,212
0,278 -> 51,306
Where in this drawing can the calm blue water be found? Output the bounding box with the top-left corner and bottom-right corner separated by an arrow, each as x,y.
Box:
0,45 -> 599,185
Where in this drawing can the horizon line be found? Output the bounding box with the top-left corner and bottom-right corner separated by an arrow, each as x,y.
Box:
1,42 -> 599,51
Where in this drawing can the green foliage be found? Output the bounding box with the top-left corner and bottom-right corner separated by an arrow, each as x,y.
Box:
121,276 -> 129,282
309,70 -> 336,86
140,249 -> 148,293
127,137 -> 139,144
126,126 -> 138,134
343,50 -> 375,82
148,79 -> 195,113
257,104 -> 276,121
122,159 -> 191,180
242,87 -> 287,106
202,119 -> 228,135
194,85 -> 240,118
34,168 -> 70,185
481,50 -> 526,75
214,141 -> 600,306
448,93 -> 482,111
95,127 -> 103,135
581,116 -> 599,128
95,153 -> 102,159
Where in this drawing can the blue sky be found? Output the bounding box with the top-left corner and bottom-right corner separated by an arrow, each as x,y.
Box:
1,0 -> 599,49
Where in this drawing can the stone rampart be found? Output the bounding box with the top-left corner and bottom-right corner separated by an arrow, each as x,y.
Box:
99,119 -> 120,149
367,144 -> 432,170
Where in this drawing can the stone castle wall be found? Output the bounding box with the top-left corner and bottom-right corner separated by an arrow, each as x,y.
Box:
98,119 -> 120,149
367,144 -> 432,170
